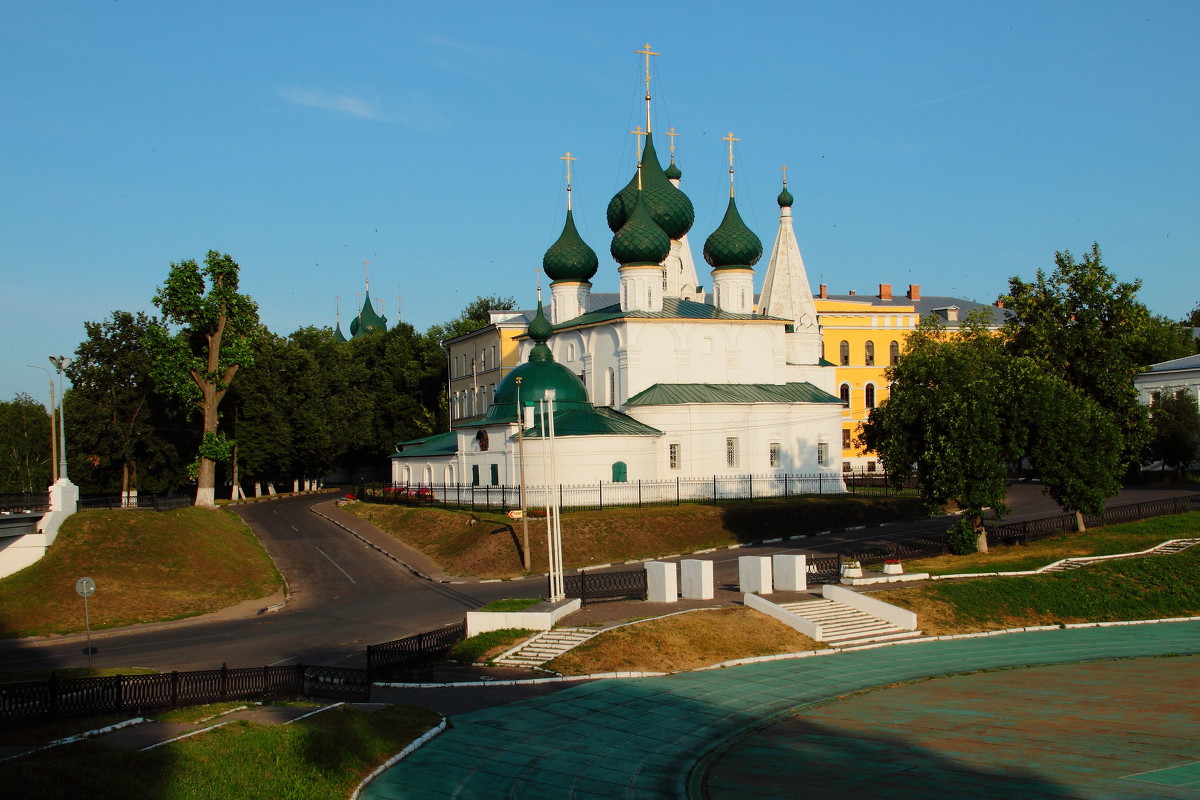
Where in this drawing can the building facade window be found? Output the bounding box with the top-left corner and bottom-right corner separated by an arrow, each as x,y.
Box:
669,443 -> 681,470
471,464 -> 480,486
490,464 -> 499,486
889,340 -> 900,365
769,442 -> 781,468
842,461 -> 852,472
839,340 -> 850,366
612,461 -> 628,482
839,383 -> 850,405
817,442 -> 829,467
726,437 -> 739,468
567,343 -> 576,361
842,429 -> 851,449
865,383 -> 876,409
606,368 -> 617,406
864,341 -> 875,366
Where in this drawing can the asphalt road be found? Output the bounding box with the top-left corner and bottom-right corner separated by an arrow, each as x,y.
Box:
0,482 -> 1193,675
0,494 -> 527,674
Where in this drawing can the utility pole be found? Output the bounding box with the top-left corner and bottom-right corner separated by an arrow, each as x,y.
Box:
515,377 -> 531,571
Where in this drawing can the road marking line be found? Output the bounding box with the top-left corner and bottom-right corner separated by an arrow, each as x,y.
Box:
316,546 -> 357,584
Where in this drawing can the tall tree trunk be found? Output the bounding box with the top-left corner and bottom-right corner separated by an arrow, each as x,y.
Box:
1074,509 -> 1087,532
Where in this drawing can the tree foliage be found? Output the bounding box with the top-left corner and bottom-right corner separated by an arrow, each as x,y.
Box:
429,295 -> 517,341
1144,390 -> 1200,475
0,394 -> 53,493
149,251 -> 260,507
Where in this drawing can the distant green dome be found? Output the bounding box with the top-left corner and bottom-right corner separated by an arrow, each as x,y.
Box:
777,184 -> 794,208
526,298 -> 554,352
664,159 -> 682,181
703,196 -> 763,270
350,291 -> 387,338
606,132 -> 694,240
610,189 -> 672,267
542,209 -> 598,283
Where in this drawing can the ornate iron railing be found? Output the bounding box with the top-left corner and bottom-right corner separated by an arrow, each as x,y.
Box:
78,493 -> 193,512
366,622 -> 466,678
563,568 -> 648,603
805,555 -> 843,584
986,494 -> 1200,547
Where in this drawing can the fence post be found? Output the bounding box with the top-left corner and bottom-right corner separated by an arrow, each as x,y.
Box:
749,474 -> 753,501
262,665 -> 270,699
638,480 -> 642,508
713,475 -> 717,502
220,663 -> 229,700
676,476 -> 680,506
598,481 -> 603,511
171,671 -> 180,707
560,484 -> 564,509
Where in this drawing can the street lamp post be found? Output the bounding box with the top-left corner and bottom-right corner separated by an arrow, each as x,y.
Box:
49,356 -> 71,481
26,365 -> 58,483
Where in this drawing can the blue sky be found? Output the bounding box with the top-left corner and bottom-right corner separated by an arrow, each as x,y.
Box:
3,1 -> 1197,404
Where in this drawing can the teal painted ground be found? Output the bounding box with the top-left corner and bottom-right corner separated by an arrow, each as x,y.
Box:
363,623 -> 1200,799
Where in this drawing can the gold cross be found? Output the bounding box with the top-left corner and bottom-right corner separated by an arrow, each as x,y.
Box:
630,125 -> 646,160
636,43 -> 659,132
560,151 -> 577,209
781,164 -> 788,186
666,127 -> 679,156
722,132 -> 740,196
363,258 -> 371,290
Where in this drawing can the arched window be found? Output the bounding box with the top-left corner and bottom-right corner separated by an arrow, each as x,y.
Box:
606,368 -> 616,406
646,286 -> 652,306
423,465 -> 433,483
402,465 -> 412,484
702,337 -> 713,354
865,383 -> 876,409
839,383 -> 850,405
839,340 -> 850,366
864,341 -> 875,366
714,285 -> 721,306
445,464 -> 455,485
740,287 -> 747,309
567,342 -> 576,361
889,340 -> 900,364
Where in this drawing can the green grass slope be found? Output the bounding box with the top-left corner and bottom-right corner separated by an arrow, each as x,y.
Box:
0,508 -> 282,638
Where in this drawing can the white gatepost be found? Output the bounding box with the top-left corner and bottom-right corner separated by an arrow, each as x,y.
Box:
645,561 -> 678,603
772,554 -> 807,592
680,559 -> 714,600
738,556 -> 773,594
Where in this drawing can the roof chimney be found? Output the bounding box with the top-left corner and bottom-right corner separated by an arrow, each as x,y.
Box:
819,284 -> 827,299
879,283 -> 892,300
848,290 -> 856,296
995,299 -> 1005,308
907,284 -> 921,301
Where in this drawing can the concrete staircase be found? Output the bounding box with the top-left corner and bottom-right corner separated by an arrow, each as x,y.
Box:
1041,538 -> 1200,573
777,599 -> 924,649
494,627 -> 597,667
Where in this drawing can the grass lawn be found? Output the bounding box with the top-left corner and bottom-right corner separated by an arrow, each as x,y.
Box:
343,496 -> 925,579
545,607 -> 827,675
0,508 -> 282,638
903,512 -> 1200,575
0,703 -> 441,800
876,542 -> 1200,635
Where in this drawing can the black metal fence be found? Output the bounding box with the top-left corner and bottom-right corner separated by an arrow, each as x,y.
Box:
366,623 -> 466,678
359,470 -> 917,513
563,568 -> 648,603
806,554 -> 844,584
78,493 -> 193,512
0,493 -> 49,514
986,493 -> 1200,548
0,663 -> 369,726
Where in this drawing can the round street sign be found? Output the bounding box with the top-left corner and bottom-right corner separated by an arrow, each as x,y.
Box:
76,577 -> 96,598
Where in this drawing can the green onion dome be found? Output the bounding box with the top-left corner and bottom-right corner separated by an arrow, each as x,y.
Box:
606,132 -> 694,239
610,189 -> 672,267
703,196 -> 763,270
483,300 -> 590,422
350,291 -> 387,338
542,209 -> 598,283
664,159 -> 682,181
778,183 -> 794,208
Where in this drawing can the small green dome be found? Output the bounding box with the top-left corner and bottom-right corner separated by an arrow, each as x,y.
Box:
703,196 -> 763,270
664,159 -> 682,181
606,132 -> 695,240
610,189 -> 672,267
777,184 -> 794,208
484,300 -> 590,422
526,297 -> 554,359
542,209 -> 598,283
351,291 -> 387,338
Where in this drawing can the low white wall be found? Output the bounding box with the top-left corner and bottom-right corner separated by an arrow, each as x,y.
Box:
466,598 -> 581,637
744,592 -> 822,640
0,532 -> 53,579
822,583 -> 917,630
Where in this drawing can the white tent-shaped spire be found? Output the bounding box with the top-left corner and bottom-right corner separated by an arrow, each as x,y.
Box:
760,169 -> 822,365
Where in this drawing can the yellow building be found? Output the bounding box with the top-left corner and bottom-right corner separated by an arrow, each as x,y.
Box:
445,310 -> 530,427
813,282 -> 1005,471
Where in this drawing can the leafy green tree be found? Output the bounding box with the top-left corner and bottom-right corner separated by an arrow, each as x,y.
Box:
65,311 -> 187,495
0,394 -> 53,493
428,295 -> 517,341
1002,243 -> 1182,465
1144,390 -> 1200,476
149,251 -> 260,508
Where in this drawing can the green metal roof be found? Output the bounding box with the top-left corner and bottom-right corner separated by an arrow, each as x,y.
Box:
549,296 -> 784,331
626,382 -> 843,406
351,290 -> 387,338
543,208 -> 599,283
523,406 -> 663,438
390,430 -> 458,459
703,195 -> 763,271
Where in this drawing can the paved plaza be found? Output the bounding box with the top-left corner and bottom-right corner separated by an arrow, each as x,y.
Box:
364,622 -> 1200,799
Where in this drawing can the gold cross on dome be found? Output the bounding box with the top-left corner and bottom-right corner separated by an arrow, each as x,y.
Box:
560,151 -> 577,209
630,125 -> 646,159
781,164 -> 789,186
636,42 -> 659,89
666,127 -> 679,156
722,132 -> 740,196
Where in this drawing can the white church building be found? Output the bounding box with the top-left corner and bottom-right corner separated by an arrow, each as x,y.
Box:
391,64 -> 846,501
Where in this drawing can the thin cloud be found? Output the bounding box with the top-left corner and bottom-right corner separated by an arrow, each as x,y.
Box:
426,33 -> 505,59
904,80 -> 1011,110
279,85 -> 387,120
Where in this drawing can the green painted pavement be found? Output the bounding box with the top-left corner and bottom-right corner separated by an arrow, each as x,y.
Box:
362,623 -> 1200,799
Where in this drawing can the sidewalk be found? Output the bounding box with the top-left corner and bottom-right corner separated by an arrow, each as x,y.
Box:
360,620 -> 1200,799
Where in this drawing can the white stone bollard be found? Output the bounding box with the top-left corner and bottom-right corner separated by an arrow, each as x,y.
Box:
738,556 -> 773,594
645,561 -> 679,603
772,554 -> 807,592
680,559 -> 714,600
